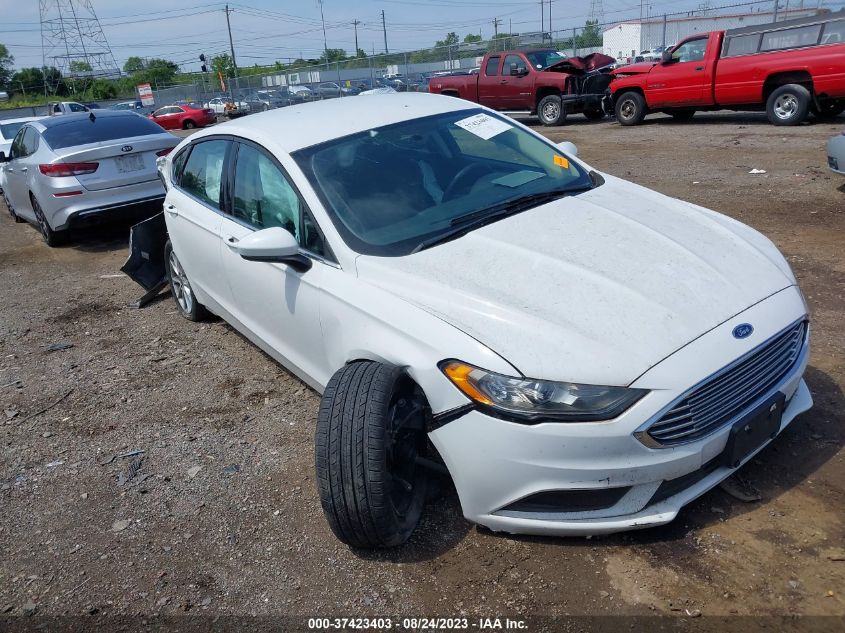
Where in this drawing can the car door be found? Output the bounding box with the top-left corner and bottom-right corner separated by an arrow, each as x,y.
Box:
152,106 -> 179,129
217,140 -> 333,386
3,126 -> 36,217
498,53 -> 534,109
478,55 -> 503,107
165,138 -> 232,312
646,36 -> 711,107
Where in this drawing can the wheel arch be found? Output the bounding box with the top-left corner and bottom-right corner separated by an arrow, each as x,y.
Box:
762,70 -> 814,102
612,86 -> 646,106
535,86 -> 562,109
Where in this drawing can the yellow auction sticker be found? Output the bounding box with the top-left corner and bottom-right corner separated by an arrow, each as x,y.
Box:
554,155 -> 569,168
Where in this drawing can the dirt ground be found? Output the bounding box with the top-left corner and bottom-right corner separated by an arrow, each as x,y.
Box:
1,111 -> 843,631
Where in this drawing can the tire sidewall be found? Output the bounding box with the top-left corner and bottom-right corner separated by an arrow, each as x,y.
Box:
538,95 -> 566,126
615,92 -> 646,126
766,84 -> 810,126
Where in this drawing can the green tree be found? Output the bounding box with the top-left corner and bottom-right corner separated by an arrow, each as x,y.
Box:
123,56 -> 146,74
0,43 -> 13,89
577,20 -> 602,48
463,33 -> 482,44
91,78 -> 116,99
211,54 -> 233,78
144,58 -> 179,84
69,60 -> 93,73
356,48 -> 367,58
435,32 -> 459,48
318,48 -> 347,64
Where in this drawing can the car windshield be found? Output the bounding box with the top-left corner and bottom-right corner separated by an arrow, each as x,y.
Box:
0,121 -> 27,141
525,50 -> 567,70
293,109 -> 594,256
42,115 -> 164,150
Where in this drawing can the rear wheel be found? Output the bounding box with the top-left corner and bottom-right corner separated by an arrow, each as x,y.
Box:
165,241 -> 209,321
31,195 -> 66,247
615,91 -> 647,126
814,101 -> 845,120
537,95 -> 567,126
766,84 -> 811,126
315,361 -> 430,549
183,120 -> 197,130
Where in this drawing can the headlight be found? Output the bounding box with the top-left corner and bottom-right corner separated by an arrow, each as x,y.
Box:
439,360 -> 647,423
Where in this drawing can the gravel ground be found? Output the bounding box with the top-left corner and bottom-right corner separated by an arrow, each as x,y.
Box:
0,111 -> 843,631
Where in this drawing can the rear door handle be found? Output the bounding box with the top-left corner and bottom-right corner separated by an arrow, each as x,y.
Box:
164,203 -> 178,216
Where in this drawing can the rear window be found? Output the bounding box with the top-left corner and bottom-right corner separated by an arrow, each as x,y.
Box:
760,24 -> 822,52
821,19 -> 845,44
42,115 -> 164,150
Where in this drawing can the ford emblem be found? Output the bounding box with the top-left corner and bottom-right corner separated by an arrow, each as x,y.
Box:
121,145 -> 133,153
732,323 -> 754,339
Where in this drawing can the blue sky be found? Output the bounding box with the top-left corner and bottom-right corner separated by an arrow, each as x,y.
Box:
1,0 -> 842,72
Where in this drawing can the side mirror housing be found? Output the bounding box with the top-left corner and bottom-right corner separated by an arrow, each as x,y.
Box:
661,51 -> 674,64
509,63 -> 521,76
233,227 -> 311,272
557,141 -> 578,157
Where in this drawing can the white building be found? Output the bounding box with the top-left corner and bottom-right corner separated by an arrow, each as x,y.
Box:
603,8 -> 820,60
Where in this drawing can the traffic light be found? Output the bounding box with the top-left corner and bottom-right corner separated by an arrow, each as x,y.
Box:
199,54 -> 208,73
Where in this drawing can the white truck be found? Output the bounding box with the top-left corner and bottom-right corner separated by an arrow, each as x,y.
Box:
48,101 -> 90,115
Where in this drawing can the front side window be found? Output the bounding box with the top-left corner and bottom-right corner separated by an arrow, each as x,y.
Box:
503,54 -> 528,75
293,109 -> 594,257
672,37 -> 709,63
485,56 -> 500,76
761,24 -> 822,51
20,127 -> 39,156
179,140 -> 228,208
68,103 -> 87,112
9,128 -> 26,158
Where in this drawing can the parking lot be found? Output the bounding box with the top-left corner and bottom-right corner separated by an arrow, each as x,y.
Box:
1,111 -> 843,627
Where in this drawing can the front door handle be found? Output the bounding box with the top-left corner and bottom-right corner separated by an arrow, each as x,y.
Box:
20,167 -> 27,173
695,66 -> 704,71
164,203 -> 178,216
500,80 -> 508,84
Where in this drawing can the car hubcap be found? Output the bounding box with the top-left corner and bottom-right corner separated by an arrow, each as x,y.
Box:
384,395 -> 425,518
621,100 -> 635,119
168,251 -> 194,314
542,101 -> 560,121
774,94 -> 798,119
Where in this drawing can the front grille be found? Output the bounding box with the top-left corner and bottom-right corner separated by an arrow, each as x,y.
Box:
645,320 -> 806,446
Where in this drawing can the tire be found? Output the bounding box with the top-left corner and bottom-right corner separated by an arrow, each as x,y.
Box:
165,241 -> 209,321
3,190 -> 24,223
537,95 -> 567,126
315,361 -> 429,549
766,84 -> 811,126
31,195 -> 66,247
615,91 -> 647,126
670,109 -> 696,121
583,108 -> 605,121
183,120 -> 197,130
814,101 -> 845,120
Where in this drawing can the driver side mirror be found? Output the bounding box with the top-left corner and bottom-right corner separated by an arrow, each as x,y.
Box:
233,227 -> 312,272
661,50 -> 674,64
556,141 -> 578,157
509,63 -> 527,77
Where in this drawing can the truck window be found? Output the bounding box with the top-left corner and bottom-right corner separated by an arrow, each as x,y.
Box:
672,36 -> 708,63
485,56 -> 500,76
725,33 -> 760,56
760,24 -> 821,52
821,20 -> 845,45
503,54 -> 527,75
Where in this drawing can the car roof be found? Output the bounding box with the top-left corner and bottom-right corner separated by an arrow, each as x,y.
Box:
0,116 -> 45,125
203,93 -> 476,153
33,109 -> 144,131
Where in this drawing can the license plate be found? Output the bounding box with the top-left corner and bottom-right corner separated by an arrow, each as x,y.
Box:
116,154 -> 145,173
721,392 -> 785,468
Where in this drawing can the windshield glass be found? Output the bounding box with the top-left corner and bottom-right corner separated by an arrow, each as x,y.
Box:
0,121 -> 27,141
525,50 -> 567,70
293,109 -> 593,256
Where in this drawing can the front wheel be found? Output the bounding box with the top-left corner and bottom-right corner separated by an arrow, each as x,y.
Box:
537,95 -> 567,126
766,84 -> 811,126
31,195 -> 66,247
165,241 -> 209,321
615,92 -> 647,126
183,120 -> 197,130
315,361 -> 429,548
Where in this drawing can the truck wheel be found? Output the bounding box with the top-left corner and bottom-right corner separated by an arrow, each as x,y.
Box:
766,84 -> 811,126
814,101 -> 844,120
165,241 -> 209,321
615,92 -> 647,126
670,109 -> 696,121
538,95 -> 567,126
315,361 -> 429,549
583,108 -> 605,121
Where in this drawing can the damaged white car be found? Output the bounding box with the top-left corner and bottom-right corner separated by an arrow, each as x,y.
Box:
146,93 -> 811,548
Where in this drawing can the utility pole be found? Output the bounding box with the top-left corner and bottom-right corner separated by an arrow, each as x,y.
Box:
382,10 -> 388,54
549,0 -> 552,43
492,17 -> 500,38
318,0 -> 328,58
773,0 -> 779,22
352,19 -> 361,55
225,4 -> 239,94
540,0 -> 544,36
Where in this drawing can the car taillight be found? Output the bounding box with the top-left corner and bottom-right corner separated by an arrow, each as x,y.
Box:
156,148 -> 173,157
39,162 -> 99,177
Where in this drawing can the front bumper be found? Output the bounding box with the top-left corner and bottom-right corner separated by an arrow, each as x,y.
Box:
428,287 -> 812,536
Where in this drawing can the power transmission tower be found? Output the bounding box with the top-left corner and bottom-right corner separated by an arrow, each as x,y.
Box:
589,0 -> 605,24
352,19 -> 361,55
39,0 -> 120,83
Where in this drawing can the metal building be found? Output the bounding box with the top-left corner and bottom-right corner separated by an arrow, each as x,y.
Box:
603,8 -> 820,61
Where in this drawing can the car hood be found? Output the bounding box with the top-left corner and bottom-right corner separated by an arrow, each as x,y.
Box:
612,62 -> 657,75
354,175 -> 794,386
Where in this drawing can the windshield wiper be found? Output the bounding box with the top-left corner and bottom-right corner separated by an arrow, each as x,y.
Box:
411,184 -> 592,254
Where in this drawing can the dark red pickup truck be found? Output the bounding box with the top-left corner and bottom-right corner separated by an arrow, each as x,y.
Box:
428,49 -> 615,126
610,11 -> 845,126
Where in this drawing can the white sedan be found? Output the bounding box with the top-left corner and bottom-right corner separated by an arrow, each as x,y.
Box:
156,94 -> 811,548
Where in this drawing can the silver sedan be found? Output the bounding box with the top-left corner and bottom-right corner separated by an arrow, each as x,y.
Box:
0,110 -> 178,246
828,130 -> 845,175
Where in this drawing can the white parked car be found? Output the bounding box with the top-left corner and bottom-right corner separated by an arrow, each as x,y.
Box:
1,110 -> 178,245
204,97 -> 249,116
155,94 -> 811,548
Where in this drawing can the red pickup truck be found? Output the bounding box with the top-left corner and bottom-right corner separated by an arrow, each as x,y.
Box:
428,49 -> 616,126
610,11 -> 845,126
